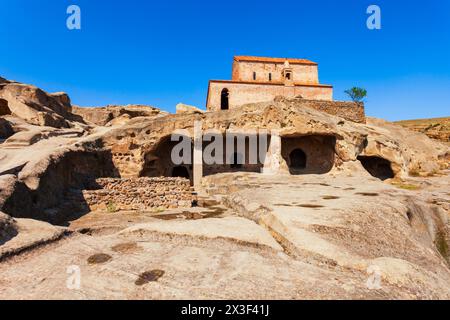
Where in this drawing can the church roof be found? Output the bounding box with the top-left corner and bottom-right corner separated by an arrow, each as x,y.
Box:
234,56 -> 317,65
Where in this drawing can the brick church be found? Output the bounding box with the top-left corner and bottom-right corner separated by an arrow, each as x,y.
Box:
206,56 -> 333,111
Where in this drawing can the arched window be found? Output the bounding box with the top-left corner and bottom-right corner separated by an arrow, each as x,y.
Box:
289,149 -> 307,169
253,72 -> 256,80
220,88 -> 229,110
269,73 -> 272,81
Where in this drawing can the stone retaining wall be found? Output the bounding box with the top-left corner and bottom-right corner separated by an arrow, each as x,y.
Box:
297,99 -> 366,123
82,177 -> 195,212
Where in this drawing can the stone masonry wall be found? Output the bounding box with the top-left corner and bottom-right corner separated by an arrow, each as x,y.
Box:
232,61 -> 319,84
296,99 -> 366,123
82,177 -> 195,212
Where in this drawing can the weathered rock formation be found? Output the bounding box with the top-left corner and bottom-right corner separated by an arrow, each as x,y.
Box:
0,78 -> 82,128
0,211 -> 16,246
176,103 -> 204,115
96,98 -> 447,182
396,117 -> 450,145
0,76 -> 449,299
1,76 -> 448,223
72,104 -> 167,126
0,118 -> 13,140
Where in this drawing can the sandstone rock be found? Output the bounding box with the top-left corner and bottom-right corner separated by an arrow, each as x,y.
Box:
0,80 -> 77,128
396,117 -> 450,145
49,92 -> 71,111
0,211 -> 17,246
176,103 -> 203,114
0,216 -> 66,259
120,216 -> 283,251
0,118 -> 13,139
99,98 -> 447,180
72,104 -> 168,126
0,93 -> 447,225
0,76 -> 449,299
0,175 -> 19,208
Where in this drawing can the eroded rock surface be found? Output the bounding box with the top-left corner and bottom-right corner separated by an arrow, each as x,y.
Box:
0,76 -> 449,299
72,105 -> 168,126
0,172 -> 449,299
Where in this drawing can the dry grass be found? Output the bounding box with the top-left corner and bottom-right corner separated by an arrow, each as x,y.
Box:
408,169 -> 421,177
391,182 -> 421,191
395,117 -> 450,144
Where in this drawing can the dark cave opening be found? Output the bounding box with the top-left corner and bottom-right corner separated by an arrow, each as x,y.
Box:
357,156 -> 394,180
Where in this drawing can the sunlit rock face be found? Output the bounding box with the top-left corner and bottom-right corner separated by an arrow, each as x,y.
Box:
0,76 -> 449,299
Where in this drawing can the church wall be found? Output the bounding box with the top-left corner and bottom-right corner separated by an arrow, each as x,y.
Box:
207,81 -> 333,111
232,61 -> 319,84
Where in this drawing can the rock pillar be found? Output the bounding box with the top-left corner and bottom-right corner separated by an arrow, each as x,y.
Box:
262,130 -> 282,174
193,120 -> 203,188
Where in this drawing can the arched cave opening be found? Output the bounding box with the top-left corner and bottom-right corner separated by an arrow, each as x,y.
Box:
282,135 -> 336,175
289,149 -> 307,169
357,156 -> 394,181
140,135 -> 193,183
202,134 -> 270,176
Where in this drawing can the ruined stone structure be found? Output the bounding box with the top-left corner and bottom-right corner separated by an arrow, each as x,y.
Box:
82,177 -> 195,212
207,56 -> 333,111
0,72 -> 445,223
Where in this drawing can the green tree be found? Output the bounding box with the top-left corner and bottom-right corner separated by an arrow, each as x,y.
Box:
344,87 -> 367,102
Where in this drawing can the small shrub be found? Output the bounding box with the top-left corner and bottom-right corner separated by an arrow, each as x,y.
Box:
106,201 -> 117,213
153,207 -> 165,213
392,182 -> 421,191
344,87 -> 367,102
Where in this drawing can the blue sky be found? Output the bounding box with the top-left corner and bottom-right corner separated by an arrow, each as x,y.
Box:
1,0 -> 449,120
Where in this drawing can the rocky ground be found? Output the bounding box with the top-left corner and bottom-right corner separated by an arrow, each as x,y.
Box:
0,171 -> 449,299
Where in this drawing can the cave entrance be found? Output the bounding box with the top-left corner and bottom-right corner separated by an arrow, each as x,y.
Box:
289,149 -> 307,169
140,135 -> 193,183
0,98 -> 11,116
202,134 -> 270,176
172,166 -> 190,179
282,135 -> 336,175
357,156 -> 394,180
